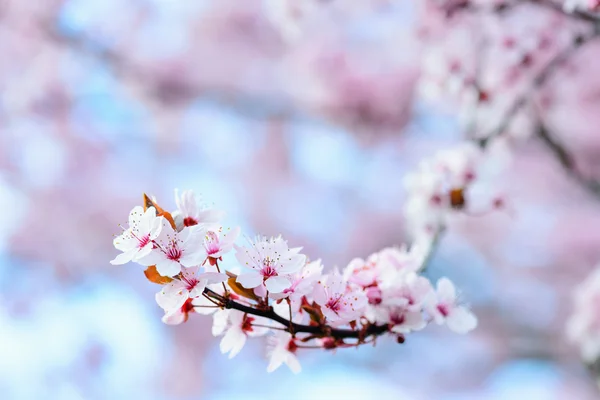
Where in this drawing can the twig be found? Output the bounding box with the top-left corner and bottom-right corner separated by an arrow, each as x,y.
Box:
477,30 -> 599,148
213,259 -> 230,297
529,0 -> 600,23
536,123 -> 600,197
203,288 -> 390,340
417,226 -> 446,274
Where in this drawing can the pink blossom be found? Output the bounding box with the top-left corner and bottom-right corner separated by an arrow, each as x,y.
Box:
388,308 -> 427,334
212,310 -> 269,359
234,236 -> 306,295
383,272 -> 434,313
139,226 -> 208,277
266,331 -> 301,374
377,242 -> 429,276
343,255 -> 379,288
426,278 -> 477,334
173,189 -> 225,232
270,259 -> 323,305
155,267 -> 228,325
203,226 -> 241,264
403,143 -> 509,235
110,206 -> 164,265
313,270 -> 368,325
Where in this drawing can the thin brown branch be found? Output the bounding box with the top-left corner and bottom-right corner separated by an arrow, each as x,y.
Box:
536,124 -> 600,197
528,0 -> 600,23
203,288 -> 390,341
477,30 -> 599,148
451,0 -> 600,23
417,226 -> 446,274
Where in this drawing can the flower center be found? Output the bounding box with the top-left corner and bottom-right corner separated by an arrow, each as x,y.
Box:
391,312 -> 405,325
181,298 -> 195,314
449,188 -> 466,209
287,340 -> 298,354
326,294 -> 344,313
137,234 -> 151,249
183,217 -> 198,227
241,315 -> 255,333
166,243 -> 183,261
181,275 -> 199,290
437,304 -> 450,317
261,257 -> 278,278
204,231 -> 220,255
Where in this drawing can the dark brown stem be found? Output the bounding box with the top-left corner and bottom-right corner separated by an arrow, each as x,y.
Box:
203,288 -> 389,340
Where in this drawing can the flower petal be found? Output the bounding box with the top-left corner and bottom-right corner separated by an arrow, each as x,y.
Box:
267,349 -> 286,373
446,307 -> 477,334
265,276 -> 291,294
220,327 -> 246,359
110,248 -> 137,265
277,254 -> 306,275
155,259 -> 182,277
285,354 -> 301,374
162,309 -> 186,325
236,271 -> 263,289
437,277 -> 456,303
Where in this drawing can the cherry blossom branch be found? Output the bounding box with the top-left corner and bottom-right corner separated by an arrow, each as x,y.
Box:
477,30 -> 599,149
528,0 -> 600,23
203,288 -> 389,341
536,123 -> 600,197
451,0 -> 600,23
418,226 -> 446,274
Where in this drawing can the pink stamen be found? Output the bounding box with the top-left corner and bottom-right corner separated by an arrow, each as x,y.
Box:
205,231 -> 220,255
136,234 -> 151,249
326,294 -> 343,313
261,257 -> 278,278
166,244 -> 182,261
181,274 -> 199,290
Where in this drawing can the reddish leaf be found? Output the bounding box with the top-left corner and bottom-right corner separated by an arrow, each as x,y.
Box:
144,265 -> 174,285
143,193 -> 176,230
301,300 -> 324,325
227,277 -> 259,302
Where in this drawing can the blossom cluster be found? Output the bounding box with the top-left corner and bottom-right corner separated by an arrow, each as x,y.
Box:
403,142 -> 509,237
111,190 -> 477,373
568,266 -> 600,364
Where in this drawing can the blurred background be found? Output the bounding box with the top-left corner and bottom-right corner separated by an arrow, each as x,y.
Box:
3,0 -> 600,399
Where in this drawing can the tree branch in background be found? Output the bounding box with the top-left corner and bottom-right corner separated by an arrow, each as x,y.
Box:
530,0 -> 600,23
418,226 -> 446,274
477,30 -> 599,149
536,123 -> 600,198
